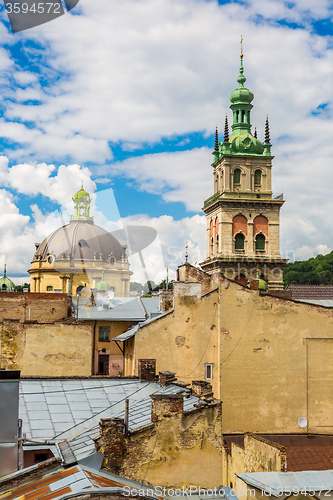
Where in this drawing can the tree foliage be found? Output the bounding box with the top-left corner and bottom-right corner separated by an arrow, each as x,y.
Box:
284,251 -> 333,287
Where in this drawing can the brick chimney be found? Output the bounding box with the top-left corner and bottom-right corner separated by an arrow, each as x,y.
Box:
151,394 -> 184,423
159,371 -> 177,386
95,418 -> 125,472
191,380 -> 213,400
138,359 -> 156,382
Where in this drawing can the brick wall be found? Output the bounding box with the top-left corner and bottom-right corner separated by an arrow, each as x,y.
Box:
0,293 -> 70,323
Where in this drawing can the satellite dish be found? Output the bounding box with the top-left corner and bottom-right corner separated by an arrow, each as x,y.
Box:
298,417 -> 307,428
80,287 -> 91,299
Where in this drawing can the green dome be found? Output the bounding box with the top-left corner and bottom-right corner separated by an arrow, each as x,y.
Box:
73,185 -> 89,201
229,132 -> 264,155
230,85 -> 254,105
259,279 -> 268,291
229,57 -> 254,104
0,276 -> 15,292
95,274 -> 111,291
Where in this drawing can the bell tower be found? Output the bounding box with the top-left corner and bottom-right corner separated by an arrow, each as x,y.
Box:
200,50 -> 287,289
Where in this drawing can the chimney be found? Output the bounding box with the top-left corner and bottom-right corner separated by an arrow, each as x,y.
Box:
159,371 -> 177,386
138,359 -> 156,382
191,380 -> 214,400
95,418 -> 125,473
158,289 -> 173,313
0,369 -> 20,477
151,394 -> 184,423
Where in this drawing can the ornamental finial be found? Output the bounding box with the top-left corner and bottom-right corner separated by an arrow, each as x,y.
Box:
185,242 -> 188,264
265,116 -> 270,144
240,35 -> 243,57
214,126 -> 219,152
224,115 -> 229,142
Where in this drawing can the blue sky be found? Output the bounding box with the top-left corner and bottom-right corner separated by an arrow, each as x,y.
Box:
0,0 -> 333,283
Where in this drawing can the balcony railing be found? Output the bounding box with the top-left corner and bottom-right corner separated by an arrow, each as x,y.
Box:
204,192 -> 221,206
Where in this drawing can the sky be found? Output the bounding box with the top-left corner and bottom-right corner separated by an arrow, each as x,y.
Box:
0,0 -> 333,284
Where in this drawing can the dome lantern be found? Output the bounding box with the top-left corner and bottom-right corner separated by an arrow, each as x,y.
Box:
71,184 -> 93,222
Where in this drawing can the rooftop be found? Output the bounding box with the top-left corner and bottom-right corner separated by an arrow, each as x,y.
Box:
286,285 -> 333,300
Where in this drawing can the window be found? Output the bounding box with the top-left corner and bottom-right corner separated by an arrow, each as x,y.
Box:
99,326 -> 110,342
233,169 -> 241,185
235,233 -> 245,250
46,286 -> 53,292
205,363 -> 214,380
255,233 -> 265,251
254,169 -> 262,186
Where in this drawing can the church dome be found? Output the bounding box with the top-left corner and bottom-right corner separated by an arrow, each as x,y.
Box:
34,220 -> 126,262
0,265 -> 15,291
73,185 -> 89,200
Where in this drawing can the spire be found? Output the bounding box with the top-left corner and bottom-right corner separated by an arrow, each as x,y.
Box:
254,127 -> 257,139
214,126 -> 219,152
265,116 -> 270,144
224,115 -> 229,142
4,262 -> 6,278
185,242 -> 188,264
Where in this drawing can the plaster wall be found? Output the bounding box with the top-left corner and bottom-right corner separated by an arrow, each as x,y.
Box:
219,281 -> 333,433
133,289 -> 220,396
98,403 -> 223,489
0,321 -> 93,376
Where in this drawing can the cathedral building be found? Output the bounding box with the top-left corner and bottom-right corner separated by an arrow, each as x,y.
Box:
200,52 -> 287,289
29,186 -> 132,296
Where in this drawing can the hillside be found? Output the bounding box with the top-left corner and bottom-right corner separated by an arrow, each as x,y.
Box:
283,251 -> 333,287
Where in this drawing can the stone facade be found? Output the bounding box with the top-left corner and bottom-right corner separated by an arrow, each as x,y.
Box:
200,57 -> 287,289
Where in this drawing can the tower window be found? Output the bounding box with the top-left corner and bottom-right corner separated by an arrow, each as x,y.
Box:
234,169 -> 241,185
241,110 -> 245,123
255,233 -> 265,251
254,169 -> 262,186
46,286 -> 53,292
235,233 -> 245,250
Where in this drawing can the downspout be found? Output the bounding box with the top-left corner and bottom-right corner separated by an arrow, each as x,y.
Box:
92,321 -> 97,375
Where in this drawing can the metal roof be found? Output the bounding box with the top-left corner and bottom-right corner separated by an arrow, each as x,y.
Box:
236,470 -> 333,497
113,308 -> 172,342
19,378 -> 204,461
296,299 -> 333,308
75,296 -> 160,321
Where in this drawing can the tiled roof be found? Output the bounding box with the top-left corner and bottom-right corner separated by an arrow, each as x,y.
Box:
286,285 -> 333,300
265,435 -> 333,471
224,434 -> 333,472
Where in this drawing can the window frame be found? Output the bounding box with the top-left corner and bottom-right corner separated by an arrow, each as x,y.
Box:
98,326 -> 110,342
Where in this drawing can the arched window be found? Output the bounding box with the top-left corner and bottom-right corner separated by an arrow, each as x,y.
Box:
254,169 -> 262,186
2,284 -> 7,291
46,286 -> 53,292
241,110 -> 245,122
210,219 -> 214,236
255,233 -> 265,251
236,110 -> 239,123
235,233 -> 245,250
234,169 -> 241,186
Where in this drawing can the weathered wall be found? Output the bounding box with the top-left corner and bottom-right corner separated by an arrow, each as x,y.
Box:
131,274 -> 333,434
96,400 -> 223,489
1,321 -> 93,376
219,281 -> 333,433
0,293 -> 70,323
133,285 -> 220,396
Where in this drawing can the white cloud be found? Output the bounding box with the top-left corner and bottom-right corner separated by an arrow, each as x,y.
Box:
109,148 -> 212,212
